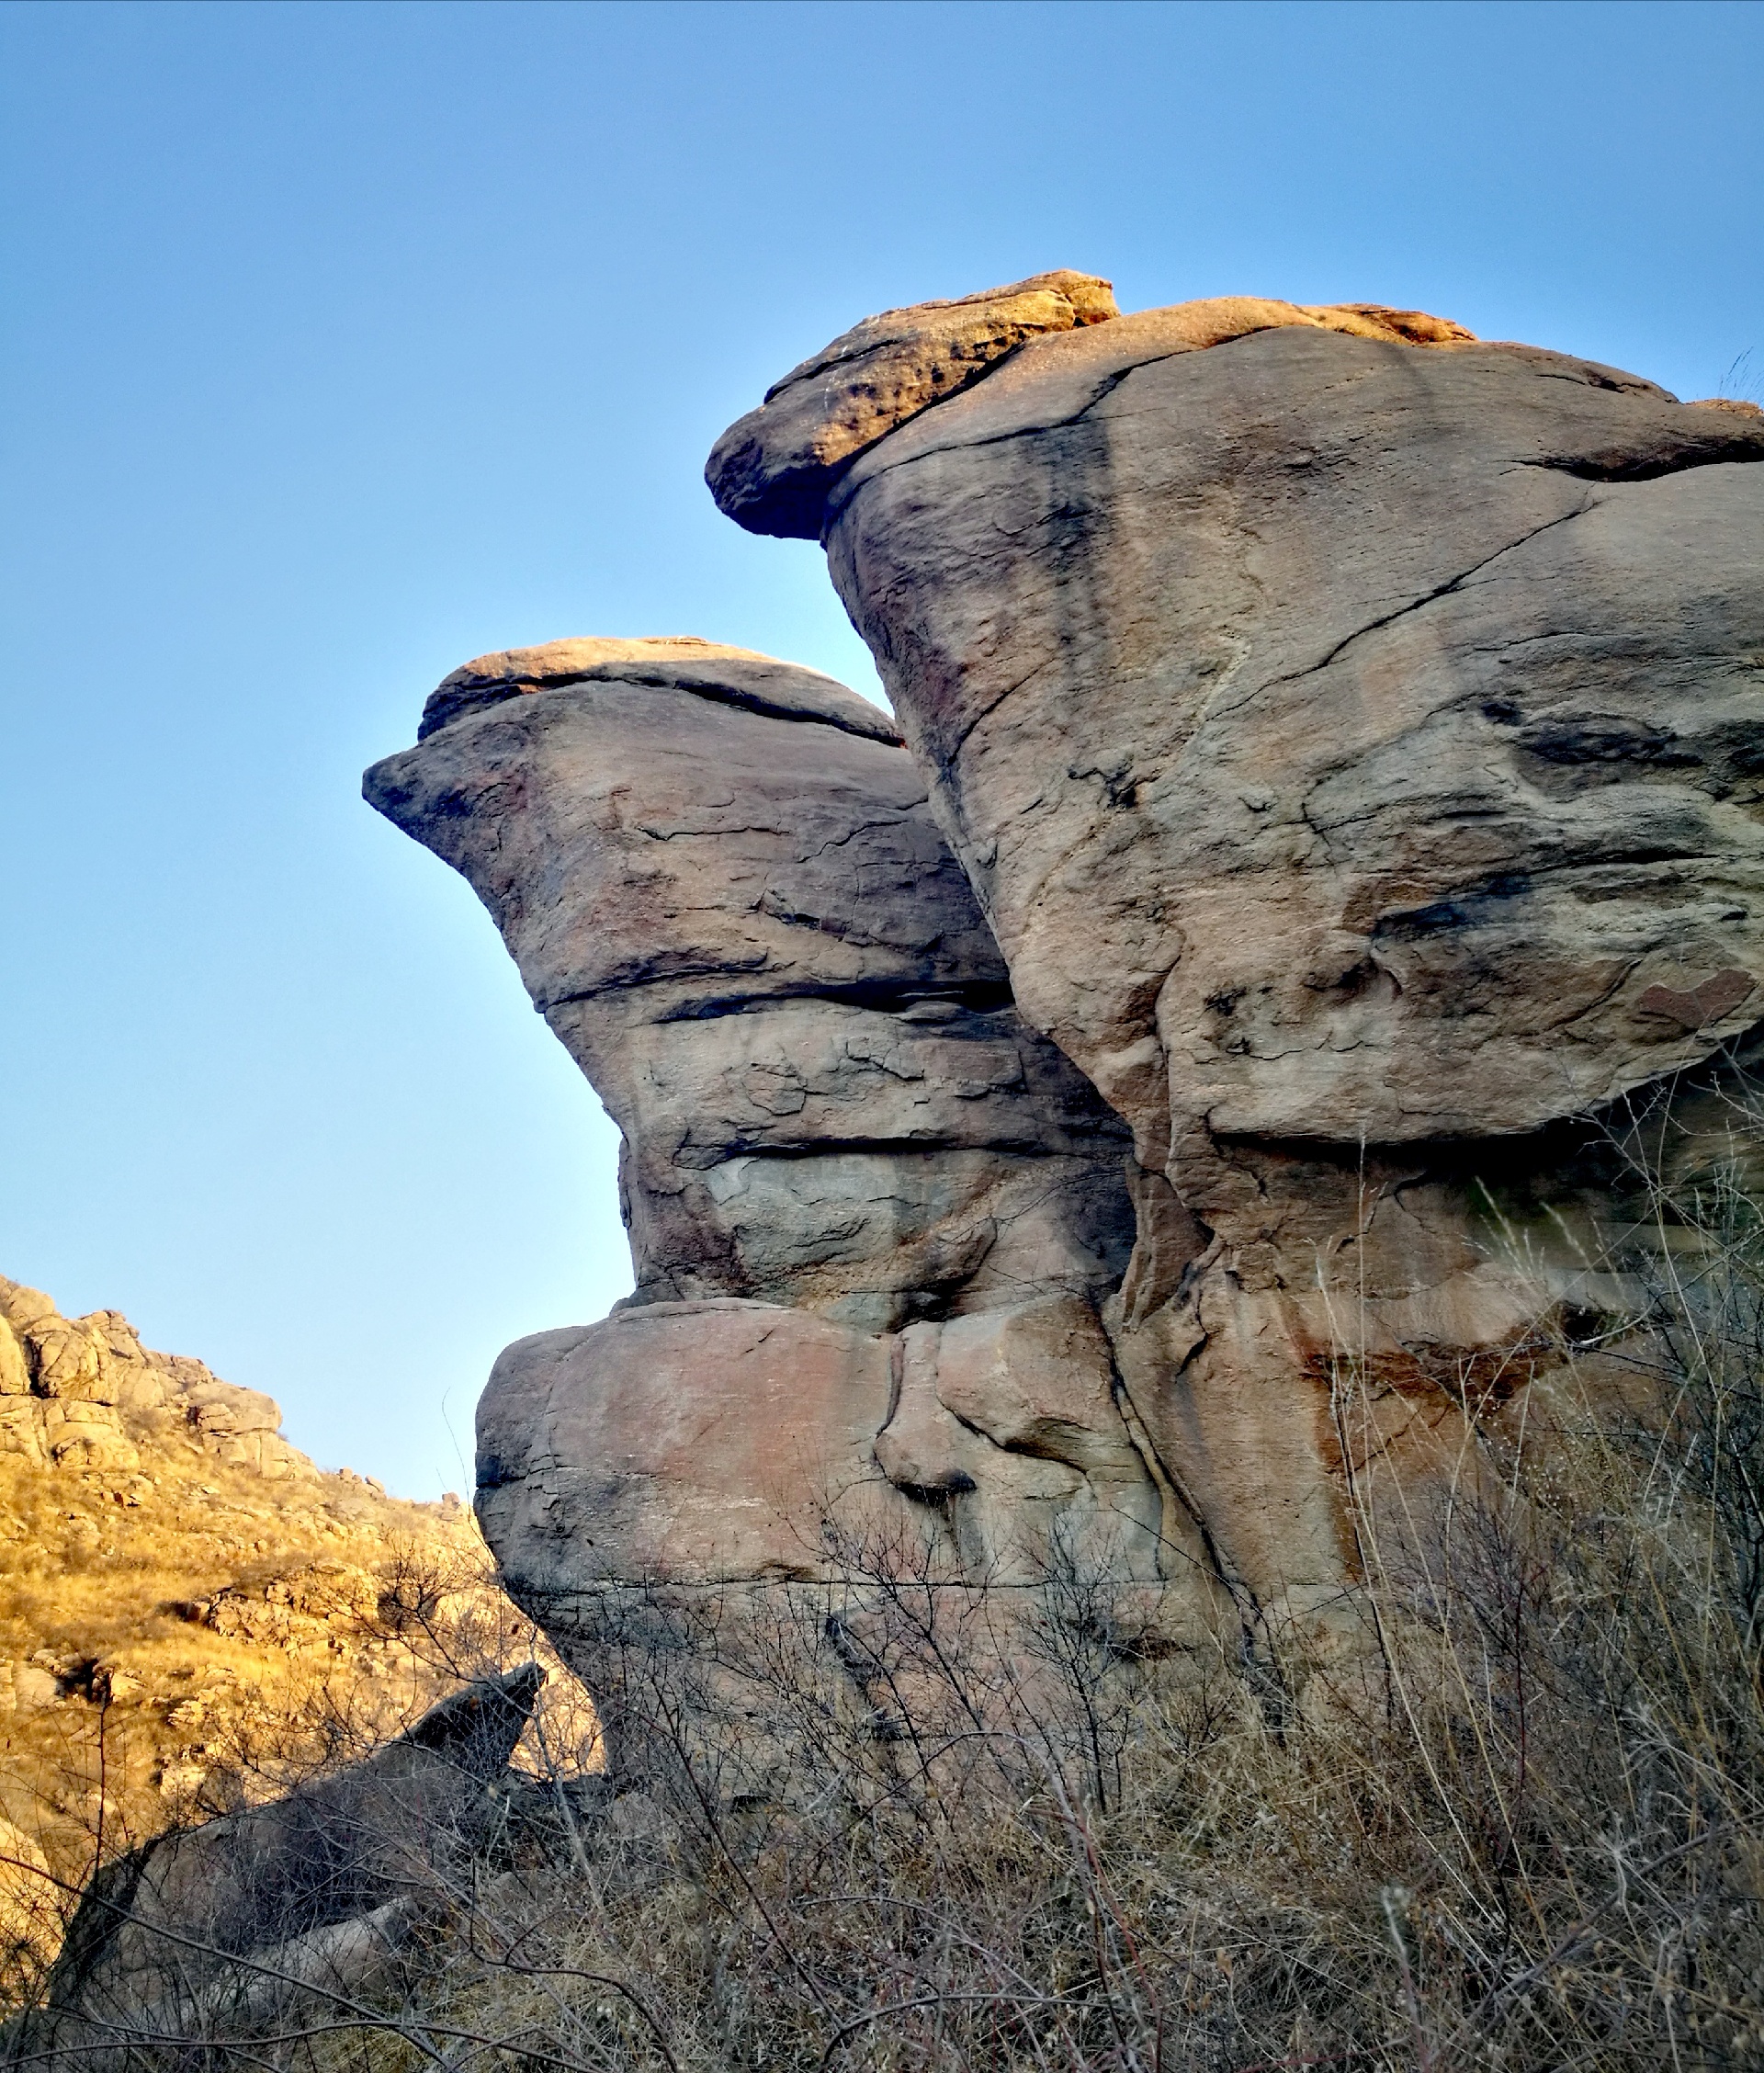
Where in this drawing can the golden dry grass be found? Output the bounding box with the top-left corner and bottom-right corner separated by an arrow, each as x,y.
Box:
11,1138 -> 1764,2067
0,1380 -> 550,2004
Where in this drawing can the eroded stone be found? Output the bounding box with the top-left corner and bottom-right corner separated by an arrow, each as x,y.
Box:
730,282 -> 1764,1622
367,642 -> 1133,1334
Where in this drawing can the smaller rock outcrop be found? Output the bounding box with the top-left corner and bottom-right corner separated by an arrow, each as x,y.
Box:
366,639 -> 1132,1334
25,1670 -> 541,2043
368,640 -> 1224,1705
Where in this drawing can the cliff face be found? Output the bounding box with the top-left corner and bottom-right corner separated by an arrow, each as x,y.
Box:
0,1274 -> 518,1995
366,277 -> 1764,1713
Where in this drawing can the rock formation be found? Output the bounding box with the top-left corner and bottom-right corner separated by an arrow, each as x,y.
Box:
368,638 -> 1131,1334
366,640 -> 1201,1677
707,269 -> 1121,538
366,272 -> 1764,1709
712,273 -> 1764,1627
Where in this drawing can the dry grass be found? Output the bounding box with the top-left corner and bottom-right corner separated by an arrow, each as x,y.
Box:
10,1135 -> 1764,2069
0,1427 -> 553,2011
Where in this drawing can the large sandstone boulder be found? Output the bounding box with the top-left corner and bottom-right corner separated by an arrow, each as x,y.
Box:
367,643 -> 1206,1671
476,1300 -> 899,1592
477,1291 -> 1182,1602
711,279 -> 1764,1625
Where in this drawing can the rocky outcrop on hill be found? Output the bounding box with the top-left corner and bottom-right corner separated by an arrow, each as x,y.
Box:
0,1277 -> 307,1479
365,274 -> 1764,1712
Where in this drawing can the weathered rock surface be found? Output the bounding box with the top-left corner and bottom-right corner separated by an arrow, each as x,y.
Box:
367,639 -> 1132,1332
712,281 -> 1764,1625
476,1301 -> 899,1592
818,316 -> 1764,1156
707,270 -> 1120,538
368,642 -> 1216,1666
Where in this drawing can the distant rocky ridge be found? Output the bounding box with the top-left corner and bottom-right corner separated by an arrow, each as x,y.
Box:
367,271 -> 1764,1724
1,1274 -> 319,1481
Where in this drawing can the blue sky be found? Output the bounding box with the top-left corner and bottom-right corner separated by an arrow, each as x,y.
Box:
3,0 -> 1760,1497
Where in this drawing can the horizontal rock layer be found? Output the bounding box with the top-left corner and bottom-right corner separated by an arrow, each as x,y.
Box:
476,1290 -> 1196,1599
707,269 -> 1119,539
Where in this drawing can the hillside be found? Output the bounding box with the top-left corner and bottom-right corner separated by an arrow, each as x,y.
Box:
0,1274 -> 585,2000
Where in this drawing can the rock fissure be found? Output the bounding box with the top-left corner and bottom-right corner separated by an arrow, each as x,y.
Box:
650,980 -> 1018,1023
1524,441 -> 1764,484
823,362 -> 1147,527
1257,498 -> 1599,701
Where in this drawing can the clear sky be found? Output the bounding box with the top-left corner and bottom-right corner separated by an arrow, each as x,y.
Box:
3,0 -> 1760,1499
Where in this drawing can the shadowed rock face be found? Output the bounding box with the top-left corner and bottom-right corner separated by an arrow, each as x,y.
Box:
32,1671 -> 541,2040
711,282 -> 1764,1624
366,642 -> 1191,1651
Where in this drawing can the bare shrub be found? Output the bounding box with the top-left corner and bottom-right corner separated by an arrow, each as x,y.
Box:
11,1129 -> 1764,2069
